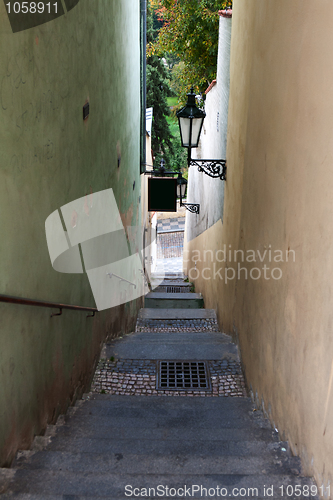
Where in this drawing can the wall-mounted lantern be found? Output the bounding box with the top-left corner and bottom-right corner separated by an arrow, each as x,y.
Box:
177,90 -> 206,149
177,87 -> 227,180
177,173 -> 200,215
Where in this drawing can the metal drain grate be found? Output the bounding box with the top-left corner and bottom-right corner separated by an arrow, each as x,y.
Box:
156,285 -> 190,293
157,361 -> 211,391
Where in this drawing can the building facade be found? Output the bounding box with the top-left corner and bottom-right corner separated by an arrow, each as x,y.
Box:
184,0 -> 333,488
184,10 -> 231,249
0,0 -> 142,466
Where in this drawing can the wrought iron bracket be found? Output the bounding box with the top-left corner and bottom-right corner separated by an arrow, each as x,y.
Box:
189,159 -> 227,180
51,308 -> 63,318
181,202 -> 200,215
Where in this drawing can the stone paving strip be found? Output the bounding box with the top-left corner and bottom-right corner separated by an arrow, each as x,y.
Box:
91,358 -> 247,397
135,318 -> 220,333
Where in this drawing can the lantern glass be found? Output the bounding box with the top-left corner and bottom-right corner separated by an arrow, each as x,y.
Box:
190,117 -> 204,147
176,177 -> 187,199
178,117 -> 191,147
179,117 -> 204,148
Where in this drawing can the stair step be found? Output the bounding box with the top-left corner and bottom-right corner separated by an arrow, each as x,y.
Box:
46,422 -> 280,444
50,397 -> 277,442
105,337 -> 238,359
44,434 -> 282,458
0,468 -> 15,495
138,308 -> 216,320
151,272 -> 185,279
110,331 -> 231,341
45,437 -> 285,457
152,280 -> 190,286
152,281 -> 191,293
30,436 -> 52,452
14,439 -> 282,463
2,470 -> 315,499
146,292 -> 202,298
54,414 -> 262,431
145,292 -> 204,309
41,400 -> 274,437
153,285 -> 191,293
12,450 -> 302,476
1,271 -> 317,500
61,397 -> 258,419
78,393 -> 253,408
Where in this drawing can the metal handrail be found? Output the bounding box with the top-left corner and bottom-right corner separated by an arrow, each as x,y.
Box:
0,294 -> 98,318
106,273 -> 136,289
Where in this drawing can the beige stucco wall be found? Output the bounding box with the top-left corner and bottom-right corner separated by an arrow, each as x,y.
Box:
185,0 -> 333,489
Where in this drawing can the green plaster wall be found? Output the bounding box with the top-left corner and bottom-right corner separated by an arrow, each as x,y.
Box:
0,0 -> 142,466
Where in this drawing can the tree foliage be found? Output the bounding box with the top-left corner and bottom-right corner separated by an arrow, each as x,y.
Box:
149,0 -> 232,100
146,56 -> 173,156
146,1 -> 186,172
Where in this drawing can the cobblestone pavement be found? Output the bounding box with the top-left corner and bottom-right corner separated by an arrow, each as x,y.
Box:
135,318 -> 220,333
91,358 -> 247,398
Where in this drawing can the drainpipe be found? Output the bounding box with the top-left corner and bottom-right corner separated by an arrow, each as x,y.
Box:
140,0 -> 147,173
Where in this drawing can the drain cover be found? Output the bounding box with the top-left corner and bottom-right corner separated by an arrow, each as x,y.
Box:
157,285 -> 190,293
166,286 -> 181,293
156,361 -> 211,391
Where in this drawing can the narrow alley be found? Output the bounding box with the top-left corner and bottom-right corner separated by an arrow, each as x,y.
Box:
0,237 -> 318,498
1,1 -> 333,496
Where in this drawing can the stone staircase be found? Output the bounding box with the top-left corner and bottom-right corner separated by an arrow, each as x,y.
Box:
145,292 -> 204,309
0,273 -> 318,499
